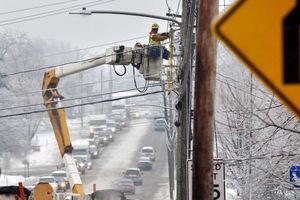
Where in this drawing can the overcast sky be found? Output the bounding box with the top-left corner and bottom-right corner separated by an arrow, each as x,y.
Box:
0,0 -> 181,53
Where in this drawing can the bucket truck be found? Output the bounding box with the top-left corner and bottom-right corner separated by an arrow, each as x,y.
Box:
39,44 -> 164,199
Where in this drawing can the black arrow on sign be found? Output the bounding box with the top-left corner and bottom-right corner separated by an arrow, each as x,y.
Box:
283,0 -> 300,84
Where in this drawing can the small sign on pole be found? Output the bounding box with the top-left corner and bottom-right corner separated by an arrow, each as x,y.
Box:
213,162 -> 225,200
187,160 -> 226,200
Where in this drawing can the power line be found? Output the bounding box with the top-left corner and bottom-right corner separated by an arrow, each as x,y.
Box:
1,38 -> 178,78
0,82 -> 164,112
0,0 -> 79,16
0,70 -> 162,100
0,90 -> 164,119
0,34 -> 148,75
0,0 -> 116,27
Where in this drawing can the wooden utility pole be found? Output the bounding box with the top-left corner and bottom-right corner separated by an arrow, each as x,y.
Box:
193,0 -> 218,199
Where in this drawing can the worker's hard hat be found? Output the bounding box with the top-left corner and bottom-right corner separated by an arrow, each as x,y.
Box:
151,23 -> 159,29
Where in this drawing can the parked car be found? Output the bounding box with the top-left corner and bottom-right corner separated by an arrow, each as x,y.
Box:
154,118 -> 166,131
117,178 -> 135,195
51,170 -> 69,191
38,176 -> 58,192
123,168 -> 143,186
137,157 -> 152,171
140,146 -> 156,161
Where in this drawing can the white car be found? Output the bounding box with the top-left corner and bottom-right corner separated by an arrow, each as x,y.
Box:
140,146 -> 156,161
38,176 -> 58,192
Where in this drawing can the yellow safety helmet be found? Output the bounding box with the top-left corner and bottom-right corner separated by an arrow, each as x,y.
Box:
151,23 -> 159,29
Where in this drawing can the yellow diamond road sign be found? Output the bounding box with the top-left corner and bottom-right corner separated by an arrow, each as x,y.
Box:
213,0 -> 300,117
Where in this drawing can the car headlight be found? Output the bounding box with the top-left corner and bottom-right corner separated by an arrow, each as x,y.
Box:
122,122 -> 125,125
88,162 -> 92,166
90,128 -> 94,133
135,112 -> 140,117
109,135 -> 113,139
103,137 -> 108,141
59,182 -> 66,188
93,152 -> 98,155
78,162 -> 85,167
123,115 -> 126,119
112,128 -> 116,132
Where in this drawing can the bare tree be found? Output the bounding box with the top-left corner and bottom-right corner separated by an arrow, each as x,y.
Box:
216,46 -> 300,199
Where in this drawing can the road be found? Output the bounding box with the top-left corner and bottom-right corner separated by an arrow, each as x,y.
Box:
82,118 -> 170,199
3,118 -> 170,199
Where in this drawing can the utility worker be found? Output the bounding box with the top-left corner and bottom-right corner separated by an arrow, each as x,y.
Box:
149,23 -> 170,45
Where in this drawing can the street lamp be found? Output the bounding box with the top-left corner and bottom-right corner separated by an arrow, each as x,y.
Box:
69,8 -> 181,26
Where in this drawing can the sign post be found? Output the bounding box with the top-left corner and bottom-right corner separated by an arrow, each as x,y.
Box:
212,0 -> 300,119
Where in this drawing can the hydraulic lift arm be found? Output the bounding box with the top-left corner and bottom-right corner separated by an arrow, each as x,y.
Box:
41,46 -> 136,199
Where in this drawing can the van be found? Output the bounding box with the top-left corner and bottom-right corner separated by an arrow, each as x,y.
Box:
72,140 -> 93,169
88,114 -> 107,138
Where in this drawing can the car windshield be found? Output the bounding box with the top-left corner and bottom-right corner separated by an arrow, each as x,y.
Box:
142,149 -> 153,153
89,146 -> 97,151
39,177 -> 55,183
73,149 -> 87,155
125,170 -> 139,175
107,123 -> 115,127
52,172 -> 67,178
119,179 -> 132,184
89,120 -> 106,126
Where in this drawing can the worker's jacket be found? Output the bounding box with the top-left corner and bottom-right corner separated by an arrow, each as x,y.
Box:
149,32 -> 168,45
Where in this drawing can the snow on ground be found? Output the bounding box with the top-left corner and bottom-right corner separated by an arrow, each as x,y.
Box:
0,175 -> 24,186
27,144 -> 60,167
151,162 -> 170,200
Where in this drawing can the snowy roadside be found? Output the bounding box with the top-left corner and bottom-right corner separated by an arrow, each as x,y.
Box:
151,162 -> 170,200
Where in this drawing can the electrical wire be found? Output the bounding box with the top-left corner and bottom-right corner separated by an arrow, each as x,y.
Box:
0,0 -> 79,16
0,71 -> 163,100
1,38 -> 179,78
0,0 -> 116,27
0,90 -> 164,119
133,66 -> 149,93
0,83 -> 164,112
0,35 -> 149,75
113,65 -> 126,76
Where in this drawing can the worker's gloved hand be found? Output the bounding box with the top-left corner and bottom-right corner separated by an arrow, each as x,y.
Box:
161,32 -> 169,37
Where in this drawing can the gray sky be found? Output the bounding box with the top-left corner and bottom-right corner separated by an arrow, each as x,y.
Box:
0,0 -> 181,53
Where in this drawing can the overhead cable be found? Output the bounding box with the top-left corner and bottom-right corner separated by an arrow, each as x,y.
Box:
0,90 -> 164,119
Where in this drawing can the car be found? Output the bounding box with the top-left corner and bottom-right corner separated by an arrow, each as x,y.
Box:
107,120 -> 118,134
154,118 -> 166,131
117,178 -> 135,195
73,156 -> 86,174
89,144 -> 100,159
123,168 -> 143,186
90,189 -> 127,200
51,170 -> 69,191
140,146 -> 156,161
38,176 -> 58,192
137,157 -> 152,171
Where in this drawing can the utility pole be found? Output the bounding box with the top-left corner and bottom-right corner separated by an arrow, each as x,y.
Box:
193,0 -> 218,199
177,0 -> 196,200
